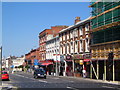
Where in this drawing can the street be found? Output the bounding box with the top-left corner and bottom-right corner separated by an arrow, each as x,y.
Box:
2,72 -> 120,90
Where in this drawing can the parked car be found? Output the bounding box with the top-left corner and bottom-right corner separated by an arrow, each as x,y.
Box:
33,69 -> 46,79
2,71 -> 9,81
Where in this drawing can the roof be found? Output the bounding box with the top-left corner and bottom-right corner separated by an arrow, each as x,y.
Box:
59,16 -> 91,34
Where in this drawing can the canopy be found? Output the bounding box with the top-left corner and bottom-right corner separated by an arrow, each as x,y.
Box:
84,59 -> 90,62
41,62 -> 53,66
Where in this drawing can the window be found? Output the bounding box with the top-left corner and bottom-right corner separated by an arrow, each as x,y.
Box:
79,26 -> 83,35
70,30 -> 73,38
67,44 -> 69,54
75,41 -> 78,53
60,34 -> 62,41
85,38 -> 89,52
80,40 -> 83,52
67,31 -> 70,40
74,28 -> 78,37
71,42 -> 73,53
63,44 -> 65,54
85,24 -> 89,32
63,33 -> 65,40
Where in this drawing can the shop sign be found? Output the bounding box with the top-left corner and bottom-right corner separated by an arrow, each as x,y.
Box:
86,62 -> 90,65
66,55 -> 72,60
84,53 -> 91,59
60,55 -> 64,61
79,60 -> 83,65
75,60 -> 79,63
74,54 -> 83,60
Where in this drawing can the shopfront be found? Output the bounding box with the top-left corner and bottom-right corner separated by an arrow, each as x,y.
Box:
74,54 -> 83,77
83,53 -> 91,78
65,55 -> 73,76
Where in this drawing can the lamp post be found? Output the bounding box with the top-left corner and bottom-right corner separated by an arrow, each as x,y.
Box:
55,36 -> 58,76
0,46 -> 2,81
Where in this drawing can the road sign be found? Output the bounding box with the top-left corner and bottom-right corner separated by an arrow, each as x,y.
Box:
34,59 -> 39,65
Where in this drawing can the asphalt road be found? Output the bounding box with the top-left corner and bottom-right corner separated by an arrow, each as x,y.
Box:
2,72 -> 120,90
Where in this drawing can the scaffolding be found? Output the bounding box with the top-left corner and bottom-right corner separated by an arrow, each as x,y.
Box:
91,1 -> 120,29
92,25 -> 120,44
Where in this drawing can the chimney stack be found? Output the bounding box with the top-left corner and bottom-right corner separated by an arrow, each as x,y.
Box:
74,17 -> 81,24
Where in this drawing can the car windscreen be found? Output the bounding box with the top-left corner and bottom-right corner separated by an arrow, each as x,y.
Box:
2,72 -> 8,74
35,69 -> 45,73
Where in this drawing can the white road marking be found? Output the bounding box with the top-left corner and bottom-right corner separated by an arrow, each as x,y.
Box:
38,80 -> 48,83
53,78 -> 59,79
66,86 -> 79,90
13,74 -> 48,83
69,81 -> 74,82
102,85 -> 118,89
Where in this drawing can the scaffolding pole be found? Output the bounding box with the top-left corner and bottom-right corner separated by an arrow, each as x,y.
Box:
90,60 -> 98,79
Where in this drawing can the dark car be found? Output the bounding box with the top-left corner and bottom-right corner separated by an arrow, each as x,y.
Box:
33,69 -> 46,79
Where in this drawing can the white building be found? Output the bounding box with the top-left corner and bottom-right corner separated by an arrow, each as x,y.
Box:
12,56 -> 25,72
46,35 -> 60,62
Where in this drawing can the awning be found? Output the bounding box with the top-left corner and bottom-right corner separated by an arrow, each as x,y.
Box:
84,59 -> 90,62
65,60 -> 73,62
54,61 -> 60,62
41,62 -> 53,66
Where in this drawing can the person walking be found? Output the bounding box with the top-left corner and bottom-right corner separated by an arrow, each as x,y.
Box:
82,66 -> 86,78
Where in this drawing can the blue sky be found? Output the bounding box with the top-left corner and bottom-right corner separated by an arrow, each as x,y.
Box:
2,2 -> 91,57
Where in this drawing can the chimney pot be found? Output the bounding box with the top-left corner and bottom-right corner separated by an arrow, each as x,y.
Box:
74,17 -> 81,24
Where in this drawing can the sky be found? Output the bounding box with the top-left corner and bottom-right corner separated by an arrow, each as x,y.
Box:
2,2 -> 91,58
0,2 -> 2,47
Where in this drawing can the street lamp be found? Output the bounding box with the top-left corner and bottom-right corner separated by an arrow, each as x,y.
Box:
0,46 -> 2,81
55,36 -> 58,76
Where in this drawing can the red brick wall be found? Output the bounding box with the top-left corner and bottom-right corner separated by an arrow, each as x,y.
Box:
39,26 -> 68,61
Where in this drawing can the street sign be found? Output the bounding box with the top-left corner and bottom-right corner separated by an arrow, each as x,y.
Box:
34,59 -> 39,65
60,55 -> 64,61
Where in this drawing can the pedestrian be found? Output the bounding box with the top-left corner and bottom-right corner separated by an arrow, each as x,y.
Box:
59,66 -> 63,76
82,67 -> 86,78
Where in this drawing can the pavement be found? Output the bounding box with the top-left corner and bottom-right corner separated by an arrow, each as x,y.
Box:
58,76 -> 120,85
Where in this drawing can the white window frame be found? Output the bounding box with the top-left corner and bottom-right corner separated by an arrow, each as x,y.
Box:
79,26 -> 83,35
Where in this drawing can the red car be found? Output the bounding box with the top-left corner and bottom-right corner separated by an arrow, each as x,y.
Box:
2,71 -> 9,80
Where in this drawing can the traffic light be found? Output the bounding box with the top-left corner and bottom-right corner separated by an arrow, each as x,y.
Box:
108,52 -> 114,61
108,52 -> 114,68
108,52 -> 114,81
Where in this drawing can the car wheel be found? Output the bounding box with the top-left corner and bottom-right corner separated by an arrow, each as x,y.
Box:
44,76 -> 46,79
35,75 -> 38,79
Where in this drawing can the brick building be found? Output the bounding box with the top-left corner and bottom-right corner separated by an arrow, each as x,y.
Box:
39,26 -> 68,61
59,17 -> 91,77
25,47 -> 40,66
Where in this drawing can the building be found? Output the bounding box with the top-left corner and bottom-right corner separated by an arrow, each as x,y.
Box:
25,47 -> 40,66
12,56 -> 25,72
59,17 -> 91,77
39,26 -> 68,61
46,35 -> 60,75
89,0 -> 120,81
